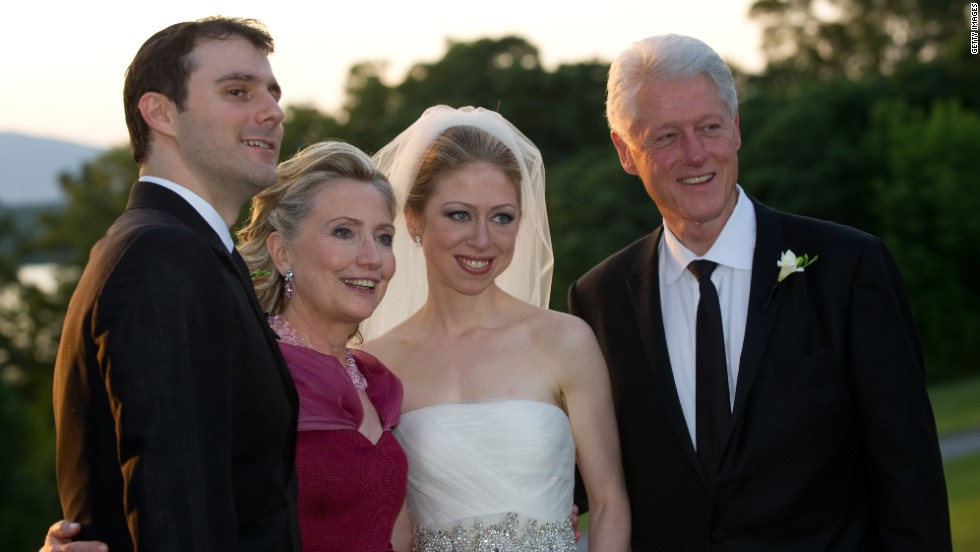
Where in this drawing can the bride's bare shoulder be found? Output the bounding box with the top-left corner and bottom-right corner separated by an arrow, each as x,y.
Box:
523,305 -> 598,347
360,320 -> 424,369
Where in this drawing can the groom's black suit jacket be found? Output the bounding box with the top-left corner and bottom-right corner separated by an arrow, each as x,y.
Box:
568,197 -> 950,551
53,182 -> 301,551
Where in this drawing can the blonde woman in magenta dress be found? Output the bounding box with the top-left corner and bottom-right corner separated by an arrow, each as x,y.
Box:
240,141 -> 407,551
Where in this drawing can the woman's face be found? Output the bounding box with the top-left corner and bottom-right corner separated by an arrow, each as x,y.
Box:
411,161 -> 520,297
275,178 -> 396,325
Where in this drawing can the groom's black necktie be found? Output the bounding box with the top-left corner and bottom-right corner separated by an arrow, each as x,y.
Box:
689,260 -> 730,482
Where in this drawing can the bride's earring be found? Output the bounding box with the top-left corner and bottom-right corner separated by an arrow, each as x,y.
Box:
415,235 -> 423,248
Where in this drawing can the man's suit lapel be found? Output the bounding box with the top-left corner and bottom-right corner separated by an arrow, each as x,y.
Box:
128,181 -> 299,413
627,228 -> 701,469
127,181 -> 228,252
730,199 -> 784,422
229,247 -> 301,469
128,182 -> 264,320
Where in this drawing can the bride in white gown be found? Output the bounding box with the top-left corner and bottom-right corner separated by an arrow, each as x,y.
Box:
361,106 -> 630,551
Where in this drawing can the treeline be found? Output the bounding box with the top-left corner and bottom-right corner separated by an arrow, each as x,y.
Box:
1,2 -> 977,546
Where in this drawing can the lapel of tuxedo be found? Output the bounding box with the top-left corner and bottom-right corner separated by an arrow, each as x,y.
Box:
730,199 -> 784,422
129,181 -> 300,417
128,181 -> 226,252
130,182 -> 265,322
627,227 -> 701,468
230,247 -> 301,442
229,249 -> 272,323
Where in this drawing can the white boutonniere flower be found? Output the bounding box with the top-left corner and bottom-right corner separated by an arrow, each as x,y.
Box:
764,249 -> 819,311
776,249 -> 819,283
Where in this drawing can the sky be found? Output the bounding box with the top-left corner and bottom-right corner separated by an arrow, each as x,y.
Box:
2,0 -> 764,149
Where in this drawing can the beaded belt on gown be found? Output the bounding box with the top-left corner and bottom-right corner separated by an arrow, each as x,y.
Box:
413,511 -> 575,551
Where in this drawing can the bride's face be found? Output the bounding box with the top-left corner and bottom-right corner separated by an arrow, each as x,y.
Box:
412,161 -> 521,297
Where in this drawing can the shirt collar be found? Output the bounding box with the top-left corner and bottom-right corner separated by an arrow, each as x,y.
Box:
661,185 -> 756,285
140,176 -> 235,253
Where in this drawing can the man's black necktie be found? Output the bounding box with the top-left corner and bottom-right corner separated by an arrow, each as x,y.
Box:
689,260 -> 730,482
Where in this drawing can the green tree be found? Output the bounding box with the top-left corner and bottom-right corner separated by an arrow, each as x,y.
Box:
546,145 -> 660,311
737,76 -> 886,230
749,0 -> 965,80
281,103 -> 346,160
865,99 -> 980,380
35,147 -> 136,267
0,206 -> 64,549
736,43 -> 980,380
331,36 -> 612,165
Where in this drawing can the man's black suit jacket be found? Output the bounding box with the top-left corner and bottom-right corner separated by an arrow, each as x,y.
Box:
568,197 -> 950,551
54,182 -> 301,551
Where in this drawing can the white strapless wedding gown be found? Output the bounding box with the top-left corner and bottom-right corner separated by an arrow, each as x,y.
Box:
395,399 -> 577,551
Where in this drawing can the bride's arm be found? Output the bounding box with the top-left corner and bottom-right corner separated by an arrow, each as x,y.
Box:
553,314 -> 631,551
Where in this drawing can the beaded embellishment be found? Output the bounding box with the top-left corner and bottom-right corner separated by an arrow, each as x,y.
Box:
268,315 -> 368,391
412,512 -> 575,551
343,348 -> 368,391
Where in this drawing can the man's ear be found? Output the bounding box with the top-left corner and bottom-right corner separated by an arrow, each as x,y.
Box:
266,231 -> 290,275
611,131 -> 639,176
137,92 -> 178,138
732,113 -> 742,151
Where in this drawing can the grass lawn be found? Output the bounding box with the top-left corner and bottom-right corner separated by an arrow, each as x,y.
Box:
931,373 -> 980,551
944,452 -> 980,551
929,374 -> 980,436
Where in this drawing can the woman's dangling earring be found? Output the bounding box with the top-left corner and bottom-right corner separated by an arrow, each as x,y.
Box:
414,235 -> 422,248
284,268 -> 294,299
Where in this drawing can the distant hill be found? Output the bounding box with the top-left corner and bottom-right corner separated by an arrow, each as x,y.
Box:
0,132 -> 105,206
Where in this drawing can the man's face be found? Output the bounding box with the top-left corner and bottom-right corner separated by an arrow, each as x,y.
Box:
174,36 -> 284,203
612,74 -> 741,240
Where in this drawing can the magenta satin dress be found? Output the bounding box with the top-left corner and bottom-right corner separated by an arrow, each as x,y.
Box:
280,344 -> 407,552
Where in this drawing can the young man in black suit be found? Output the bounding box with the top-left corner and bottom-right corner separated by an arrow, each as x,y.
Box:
51,17 -> 300,551
568,34 -> 951,551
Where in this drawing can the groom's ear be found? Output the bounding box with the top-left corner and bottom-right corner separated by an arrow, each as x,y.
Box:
138,91 -> 178,138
